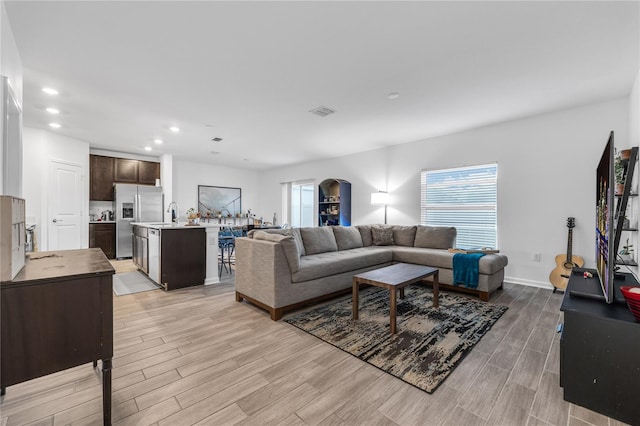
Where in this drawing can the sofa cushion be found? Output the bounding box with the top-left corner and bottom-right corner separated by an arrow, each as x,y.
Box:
247,228 -> 288,238
391,246 -> 508,274
414,225 -> 457,249
285,227 -> 306,256
253,231 -> 300,272
300,227 -> 338,255
372,226 -> 394,246
391,225 -> 417,247
292,247 -> 393,283
356,225 -> 373,247
333,226 -> 364,251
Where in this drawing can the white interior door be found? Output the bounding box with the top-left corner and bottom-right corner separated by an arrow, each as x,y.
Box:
48,160 -> 83,250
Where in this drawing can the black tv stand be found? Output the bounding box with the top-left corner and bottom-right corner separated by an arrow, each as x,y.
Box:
560,273 -> 640,425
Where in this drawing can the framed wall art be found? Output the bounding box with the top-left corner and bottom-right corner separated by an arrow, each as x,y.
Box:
197,185 -> 242,217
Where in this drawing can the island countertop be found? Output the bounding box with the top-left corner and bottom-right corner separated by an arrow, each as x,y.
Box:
131,222 -> 224,230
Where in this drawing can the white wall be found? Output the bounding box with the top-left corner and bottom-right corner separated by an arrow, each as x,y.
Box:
160,154 -> 173,221
0,0 -> 23,196
630,69 -> 640,147
173,159 -> 259,222
626,68 -> 640,274
22,127 -> 90,250
258,98 -> 629,288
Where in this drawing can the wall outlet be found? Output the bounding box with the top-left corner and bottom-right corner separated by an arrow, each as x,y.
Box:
532,252 -> 542,262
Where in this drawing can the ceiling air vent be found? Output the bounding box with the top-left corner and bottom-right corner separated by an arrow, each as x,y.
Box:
309,106 -> 336,117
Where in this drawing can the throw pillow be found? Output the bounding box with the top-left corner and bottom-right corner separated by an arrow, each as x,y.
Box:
371,226 -> 394,246
332,226 -> 364,250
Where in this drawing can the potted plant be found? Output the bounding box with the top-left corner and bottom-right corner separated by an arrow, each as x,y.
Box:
186,208 -> 199,224
615,151 -> 625,195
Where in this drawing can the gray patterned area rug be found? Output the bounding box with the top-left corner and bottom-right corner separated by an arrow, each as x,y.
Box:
284,286 -> 507,393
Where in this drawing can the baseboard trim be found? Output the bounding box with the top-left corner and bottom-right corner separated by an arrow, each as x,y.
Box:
505,276 -> 553,290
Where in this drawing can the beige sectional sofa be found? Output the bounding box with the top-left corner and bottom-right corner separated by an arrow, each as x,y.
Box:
235,225 -> 508,320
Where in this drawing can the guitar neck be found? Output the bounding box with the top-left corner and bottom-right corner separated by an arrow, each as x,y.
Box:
566,228 -> 573,263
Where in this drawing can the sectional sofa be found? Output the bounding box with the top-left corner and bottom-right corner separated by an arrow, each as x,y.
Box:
235,225 -> 508,320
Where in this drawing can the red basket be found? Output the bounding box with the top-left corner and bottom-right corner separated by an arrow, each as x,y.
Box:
620,286 -> 640,322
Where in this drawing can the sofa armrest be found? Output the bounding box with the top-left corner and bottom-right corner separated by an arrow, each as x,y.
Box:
235,237 -> 293,308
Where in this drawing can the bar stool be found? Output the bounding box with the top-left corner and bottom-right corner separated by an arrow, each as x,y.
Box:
218,227 -> 235,277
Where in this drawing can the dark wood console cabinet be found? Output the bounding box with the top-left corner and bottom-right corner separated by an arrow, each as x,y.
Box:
1,249 -> 114,425
560,272 -> 640,425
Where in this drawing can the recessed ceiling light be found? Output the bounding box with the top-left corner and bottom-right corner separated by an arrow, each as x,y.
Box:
46,107 -> 60,114
49,122 -> 61,128
204,124 -> 214,128
210,151 -> 220,155
243,158 -> 249,162
144,146 -> 152,151
42,87 -> 59,95
211,137 -> 223,142
154,139 -> 163,144
169,126 -> 180,133
387,92 -> 400,99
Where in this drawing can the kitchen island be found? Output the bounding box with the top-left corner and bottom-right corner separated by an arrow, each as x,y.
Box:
132,222 -> 223,289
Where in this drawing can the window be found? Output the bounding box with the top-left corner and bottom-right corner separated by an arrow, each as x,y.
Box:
420,163 -> 497,249
290,181 -> 315,227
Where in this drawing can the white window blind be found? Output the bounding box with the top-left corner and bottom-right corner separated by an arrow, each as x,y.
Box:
421,163 -> 498,249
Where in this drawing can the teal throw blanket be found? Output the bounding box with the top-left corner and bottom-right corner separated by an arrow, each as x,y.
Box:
453,253 -> 486,289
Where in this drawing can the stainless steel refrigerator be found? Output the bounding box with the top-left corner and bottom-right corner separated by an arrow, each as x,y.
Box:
114,183 -> 163,258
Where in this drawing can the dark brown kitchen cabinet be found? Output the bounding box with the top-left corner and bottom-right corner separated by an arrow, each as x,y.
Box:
89,223 -> 116,259
160,228 -> 205,291
91,156 -> 160,200
138,161 -> 160,185
90,155 -> 115,201
114,158 -> 138,183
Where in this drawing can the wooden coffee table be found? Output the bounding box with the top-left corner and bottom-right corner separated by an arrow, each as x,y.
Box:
352,263 -> 439,334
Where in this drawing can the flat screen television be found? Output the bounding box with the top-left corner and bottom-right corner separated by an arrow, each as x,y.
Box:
595,131 -> 615,304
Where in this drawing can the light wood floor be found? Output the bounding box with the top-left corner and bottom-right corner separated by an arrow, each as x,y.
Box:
109,259 -> 140,274
0,275 -> 629,425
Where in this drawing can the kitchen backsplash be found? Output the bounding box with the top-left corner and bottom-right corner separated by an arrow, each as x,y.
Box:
90,200 -> 115,221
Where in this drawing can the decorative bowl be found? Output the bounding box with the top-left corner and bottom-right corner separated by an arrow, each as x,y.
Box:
620,286 -> 640,321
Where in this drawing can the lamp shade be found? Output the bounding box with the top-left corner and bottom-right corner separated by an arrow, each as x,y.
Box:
371,191 -> 390,205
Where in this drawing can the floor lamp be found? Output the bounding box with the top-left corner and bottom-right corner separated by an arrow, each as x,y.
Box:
371,191 -> 390,224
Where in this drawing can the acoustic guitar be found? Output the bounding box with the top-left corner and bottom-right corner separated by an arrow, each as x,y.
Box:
549,217 -> 584,292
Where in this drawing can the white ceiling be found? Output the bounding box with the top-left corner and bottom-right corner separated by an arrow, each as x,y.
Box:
5,1 -> 639,170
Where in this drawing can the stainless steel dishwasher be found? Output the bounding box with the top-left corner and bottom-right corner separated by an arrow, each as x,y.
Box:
148,228 -> 161,286
132,225 -> 148,273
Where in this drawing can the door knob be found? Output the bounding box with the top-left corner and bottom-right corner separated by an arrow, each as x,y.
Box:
52,218 -> 63,223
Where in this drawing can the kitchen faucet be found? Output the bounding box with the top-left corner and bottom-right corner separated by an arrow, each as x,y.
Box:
167,202 -> 178,223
